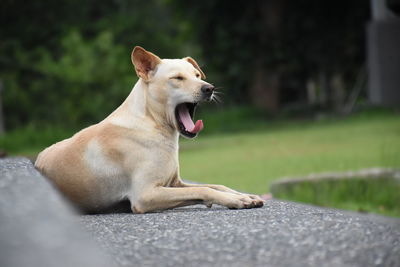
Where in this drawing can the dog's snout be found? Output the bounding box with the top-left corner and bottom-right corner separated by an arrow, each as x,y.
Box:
201,85 -> 215,95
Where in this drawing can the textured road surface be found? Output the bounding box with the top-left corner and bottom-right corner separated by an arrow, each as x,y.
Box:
81,203 -> 400,267
1,157 -> 400,267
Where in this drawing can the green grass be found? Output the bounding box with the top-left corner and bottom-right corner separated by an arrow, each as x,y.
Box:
270,177 -> 400,217
179,109 -> 400,194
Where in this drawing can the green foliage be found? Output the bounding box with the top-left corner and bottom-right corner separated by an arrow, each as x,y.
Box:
36,30 -> 133,125
1,0 -> 372,131
3,30 -> 134,128
0,0 -> 198,131
37,31 -> 129,84
271,177 -> 400,217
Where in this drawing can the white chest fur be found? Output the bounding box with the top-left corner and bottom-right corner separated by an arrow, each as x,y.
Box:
84,140 -> 129,205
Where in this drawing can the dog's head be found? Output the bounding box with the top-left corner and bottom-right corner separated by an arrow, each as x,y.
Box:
131,46 -> 215,139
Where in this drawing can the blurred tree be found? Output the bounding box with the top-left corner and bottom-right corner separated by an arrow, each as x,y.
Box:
0,0 -> 370,130
0,0 -> 194,130
171,0 -> 370,113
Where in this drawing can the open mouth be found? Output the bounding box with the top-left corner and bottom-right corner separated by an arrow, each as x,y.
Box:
175,103 -> 204,138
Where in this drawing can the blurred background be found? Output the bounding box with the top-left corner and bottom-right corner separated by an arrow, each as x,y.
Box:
1,0 -> 399,216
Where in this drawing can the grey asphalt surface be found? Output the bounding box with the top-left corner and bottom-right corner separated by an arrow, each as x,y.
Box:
81,203 -> 400,267
1,157 -> 400,267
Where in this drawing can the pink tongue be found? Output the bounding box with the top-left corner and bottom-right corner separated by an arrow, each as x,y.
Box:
178,105 -> 204,134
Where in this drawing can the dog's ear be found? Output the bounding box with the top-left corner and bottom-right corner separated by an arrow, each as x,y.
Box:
184,57 -> 206,80
131,46 -> 161,81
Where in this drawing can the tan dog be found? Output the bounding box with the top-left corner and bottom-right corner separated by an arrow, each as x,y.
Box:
35,46 -> 264,214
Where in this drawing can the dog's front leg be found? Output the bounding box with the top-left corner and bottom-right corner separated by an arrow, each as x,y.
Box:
176,180 -> 264,206
130,186 -> 261,214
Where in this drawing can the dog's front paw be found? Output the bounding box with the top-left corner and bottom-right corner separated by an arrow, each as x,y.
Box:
245,194 -> 265,207
225,193 -> 263,209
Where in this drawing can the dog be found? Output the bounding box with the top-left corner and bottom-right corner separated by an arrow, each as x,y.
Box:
35,46 -> 264,214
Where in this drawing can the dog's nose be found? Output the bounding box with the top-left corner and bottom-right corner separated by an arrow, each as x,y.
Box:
201,84 -> 215,95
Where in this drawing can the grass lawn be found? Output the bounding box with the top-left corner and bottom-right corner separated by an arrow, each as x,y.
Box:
179,110 -> 400,195
271,177 -> 400,217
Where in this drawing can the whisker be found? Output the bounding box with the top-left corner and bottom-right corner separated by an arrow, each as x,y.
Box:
212,94 -> 223,104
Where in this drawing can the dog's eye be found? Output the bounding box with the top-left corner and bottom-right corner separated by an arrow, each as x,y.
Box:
195,73 -> 200,78
173,76 -> 184,81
